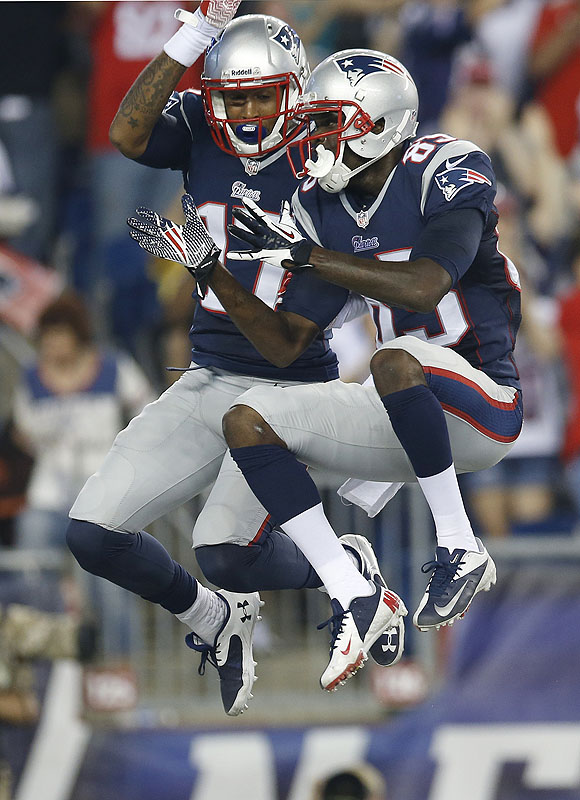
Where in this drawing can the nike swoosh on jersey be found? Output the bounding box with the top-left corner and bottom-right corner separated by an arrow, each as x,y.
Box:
434,583 -> 471,617
444,154 -> 469,170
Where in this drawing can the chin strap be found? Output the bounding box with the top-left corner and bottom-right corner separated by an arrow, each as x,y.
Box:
305,109 -> 416,193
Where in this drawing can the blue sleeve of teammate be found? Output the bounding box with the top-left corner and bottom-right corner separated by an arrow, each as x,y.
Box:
410,207 -> 485,285
279,271 -> 350,330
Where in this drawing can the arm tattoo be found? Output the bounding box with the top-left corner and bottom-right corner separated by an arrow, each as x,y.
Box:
115,53 -> 187,136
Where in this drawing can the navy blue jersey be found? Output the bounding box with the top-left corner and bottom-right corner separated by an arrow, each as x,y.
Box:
293,134 -> 522,389
137,90 -> 349,381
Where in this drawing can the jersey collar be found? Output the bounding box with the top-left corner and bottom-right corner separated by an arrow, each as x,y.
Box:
340,165 -> 398,228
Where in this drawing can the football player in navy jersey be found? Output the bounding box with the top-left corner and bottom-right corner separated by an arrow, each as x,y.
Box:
66,6 -> 405,713
137,48 -> 524,688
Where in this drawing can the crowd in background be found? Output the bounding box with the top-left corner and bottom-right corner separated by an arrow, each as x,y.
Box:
0,0 -> 580,561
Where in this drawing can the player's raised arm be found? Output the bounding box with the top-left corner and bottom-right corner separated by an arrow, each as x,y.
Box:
109,1 -> 241,158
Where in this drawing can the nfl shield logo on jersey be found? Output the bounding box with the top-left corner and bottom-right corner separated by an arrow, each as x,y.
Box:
435,156 -> 492,202
357,209 -> 370,228
244,159 -> 260,176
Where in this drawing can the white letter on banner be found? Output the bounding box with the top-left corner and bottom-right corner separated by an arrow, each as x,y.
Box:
429,724 -> 580,800
287,726 -> 370,800
189,732 -> 276,800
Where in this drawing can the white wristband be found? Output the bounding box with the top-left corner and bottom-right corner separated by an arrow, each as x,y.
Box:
163,8 -> 220,68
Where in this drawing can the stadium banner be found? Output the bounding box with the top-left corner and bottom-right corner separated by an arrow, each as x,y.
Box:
9,564 -> 580,800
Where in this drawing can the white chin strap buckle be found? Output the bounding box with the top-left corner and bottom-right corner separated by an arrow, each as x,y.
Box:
304,145 -> 336,178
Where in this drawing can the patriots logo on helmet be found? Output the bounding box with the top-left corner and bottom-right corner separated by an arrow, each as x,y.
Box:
334,55 -> 406,87
271,25 -> 301,65
435,156 -> 492,202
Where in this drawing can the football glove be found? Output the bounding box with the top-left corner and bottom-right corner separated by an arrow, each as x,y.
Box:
227,197 -> 314,270
127,193 -> 220,299
196,0 -> 242,29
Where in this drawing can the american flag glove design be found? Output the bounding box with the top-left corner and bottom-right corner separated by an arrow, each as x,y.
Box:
128,193 -> 220,299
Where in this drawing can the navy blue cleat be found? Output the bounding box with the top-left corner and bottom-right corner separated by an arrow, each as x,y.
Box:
186,590 -> 263,716
413,538 -> 496,631
339,534 -> 406,667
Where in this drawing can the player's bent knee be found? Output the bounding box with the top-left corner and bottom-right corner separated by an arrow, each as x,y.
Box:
370,346 -> 426,392
196,544 -> 258,592
66,518 -> 109,572
222,404 -> 279,448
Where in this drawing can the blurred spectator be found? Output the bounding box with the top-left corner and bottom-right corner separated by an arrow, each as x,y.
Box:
440,51 -> 572,270
528,0 -> 580,160
558,233 -> 580,522
0,602 -> 96,725
82,1 -> 196,366
461,186 -> 566,536
313,764 -> 387,800
12,290 -> 153,552
462,286 -> 564,536
397,1 -> 506,133
0,597 -> 96,796
0,3 -> 70,262
0,422 -> 33,548
473,0 -> 542,106
249,1 -> 405,65
399,1 -> 475,132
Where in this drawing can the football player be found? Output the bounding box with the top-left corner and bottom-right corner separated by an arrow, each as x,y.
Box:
137,48 -> 523,685
66,6 -> 405,713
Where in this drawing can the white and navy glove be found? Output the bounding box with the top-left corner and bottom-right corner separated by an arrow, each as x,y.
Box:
164,2 -> 242,67
228,197 -> 314,271
127,193 -> 220,299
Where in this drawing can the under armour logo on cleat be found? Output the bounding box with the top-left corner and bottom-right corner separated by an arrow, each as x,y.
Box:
381,628 -> 398,652
237,600 -> 252,623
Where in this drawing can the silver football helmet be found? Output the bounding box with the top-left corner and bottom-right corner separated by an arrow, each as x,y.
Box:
288,49 -> 419,192
202,14 -> 310,157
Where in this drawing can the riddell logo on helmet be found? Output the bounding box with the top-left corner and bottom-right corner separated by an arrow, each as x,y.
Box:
223,67 -> 261,79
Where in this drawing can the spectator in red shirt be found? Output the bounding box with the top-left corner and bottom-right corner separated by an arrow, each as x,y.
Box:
85,2 -> 196,364
559,232 -> 580,521
529,0 -> 580,159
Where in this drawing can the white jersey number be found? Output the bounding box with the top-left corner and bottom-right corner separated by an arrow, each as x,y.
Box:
369,249 -> 469,347
197,201 -> 287,315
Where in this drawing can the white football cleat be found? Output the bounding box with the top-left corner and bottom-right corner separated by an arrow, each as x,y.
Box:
318,581 -> 406,691
339,534 -> 407,667
186,590 -> 263,715
414,538 -> 496,631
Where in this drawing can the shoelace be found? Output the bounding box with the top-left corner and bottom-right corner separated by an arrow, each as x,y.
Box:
420,557 -> 463,598
317,607 -> 348,653
185,634 -> 218,676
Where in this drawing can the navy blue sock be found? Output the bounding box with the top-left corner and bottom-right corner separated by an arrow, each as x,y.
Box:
230,444 -> 321,525
196,530 -> 322,592
66,519 -> 198,615
381,385 -> 453,478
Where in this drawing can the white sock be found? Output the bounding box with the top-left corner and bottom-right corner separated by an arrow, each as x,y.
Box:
417,464 -> 478,552
282,504 -> 372,607
175,584 -> 227,646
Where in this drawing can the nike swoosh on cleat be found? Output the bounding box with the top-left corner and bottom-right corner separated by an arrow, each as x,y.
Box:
340,637 -> 352,655
434,584 -> 470,617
